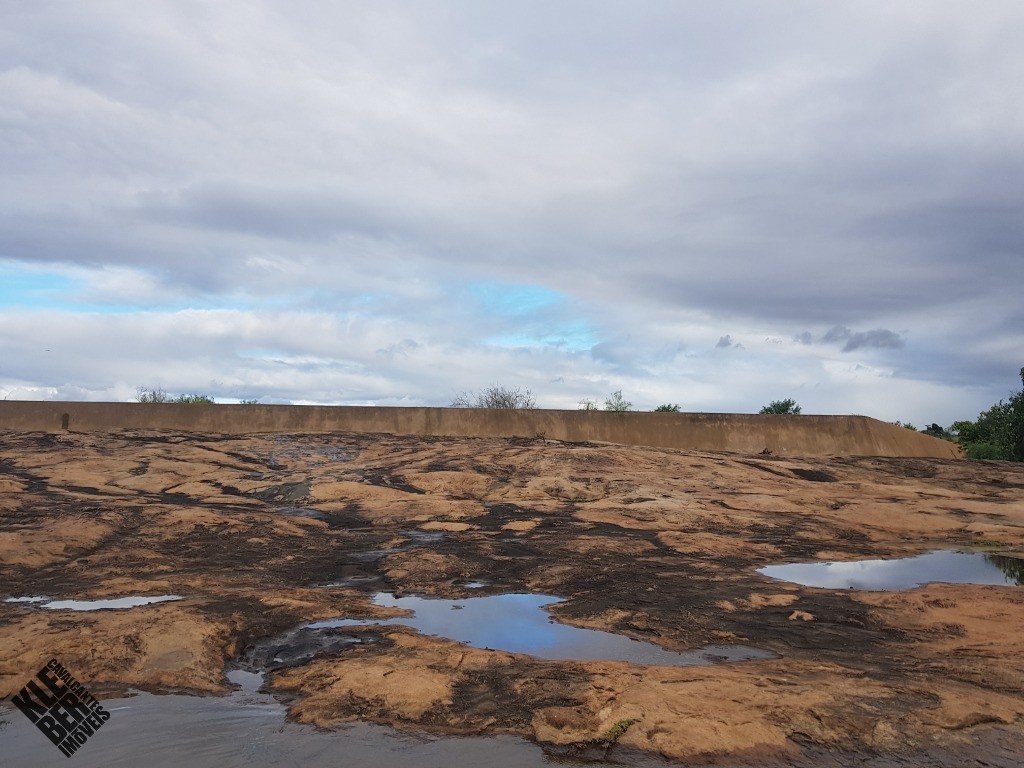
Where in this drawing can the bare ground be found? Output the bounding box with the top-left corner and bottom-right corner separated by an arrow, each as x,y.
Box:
1,429 -> 1023,766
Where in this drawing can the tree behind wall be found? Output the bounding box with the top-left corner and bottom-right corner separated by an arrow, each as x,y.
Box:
759,399 -> 802,415
450,386 -> 537,409
952,367 -> 1024,461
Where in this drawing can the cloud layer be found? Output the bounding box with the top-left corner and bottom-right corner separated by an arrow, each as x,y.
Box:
2,2 -> 1022,424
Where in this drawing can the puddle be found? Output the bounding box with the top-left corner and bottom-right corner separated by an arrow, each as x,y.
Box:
0,687 -> 609,768
277,506 -> 327,520
758,550 -> 1024,591
5,595 -> 182,611
321,575 -> 381,588
225,669 -> 265,692
307,592 -> 774,666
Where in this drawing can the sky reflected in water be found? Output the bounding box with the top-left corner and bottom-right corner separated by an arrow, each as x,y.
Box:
759,550 -> 1024,591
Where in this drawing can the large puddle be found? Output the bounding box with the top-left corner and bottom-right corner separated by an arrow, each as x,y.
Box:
0,686 -> 617,768
758,550 -> 1024,591
4,595 -> 182,610
307,592 -> 774,665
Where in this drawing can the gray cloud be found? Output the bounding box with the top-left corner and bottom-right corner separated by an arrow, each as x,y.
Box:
716,335 -> 734,348
841,329 -> 905,353
1,2 -> 1022,425
819,326 -> 905,352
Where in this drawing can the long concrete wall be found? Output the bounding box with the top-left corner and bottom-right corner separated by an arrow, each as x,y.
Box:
0,401 -> 962,458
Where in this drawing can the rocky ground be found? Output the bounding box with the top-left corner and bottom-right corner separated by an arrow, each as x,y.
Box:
1,429 -> 1023,766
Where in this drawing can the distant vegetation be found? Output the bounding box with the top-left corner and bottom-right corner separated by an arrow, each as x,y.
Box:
136,387 -> 214,404
900,368 -> 1023,461
603,390 -> 632,412
949,367 -> 1024,461
891,420 -> 918,431
654,403 -> 682,412
450,385 -> 537,409
759,398 -> 802,415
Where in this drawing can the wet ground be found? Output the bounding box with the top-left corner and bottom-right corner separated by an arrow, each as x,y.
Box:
2,429 -> 1024,765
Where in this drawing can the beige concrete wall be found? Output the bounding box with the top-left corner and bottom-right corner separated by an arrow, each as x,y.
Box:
0,401 -> 962,458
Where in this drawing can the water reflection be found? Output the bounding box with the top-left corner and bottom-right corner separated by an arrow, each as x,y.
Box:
0,689 -> 579,768
4,595 -> 182,611
308,592 -> 774,666
759,550 -> 1024,591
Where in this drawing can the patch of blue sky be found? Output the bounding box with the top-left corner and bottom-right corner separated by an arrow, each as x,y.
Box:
0,261 -> 76,309
467,280 -> 564,317
486,320 -> 598,352
0,259 -> 294,313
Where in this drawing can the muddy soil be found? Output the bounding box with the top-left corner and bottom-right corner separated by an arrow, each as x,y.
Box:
2,429 -> 1023,765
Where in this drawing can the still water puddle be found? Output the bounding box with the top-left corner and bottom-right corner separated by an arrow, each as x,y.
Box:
308,592 -> 773,666
4,595 -> 182,610
759,550 -> 1024,591
1,687 -> 607,768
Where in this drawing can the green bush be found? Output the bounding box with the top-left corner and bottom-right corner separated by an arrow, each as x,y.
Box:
136,387 -> 214,404
654,404 -> 681,412
759,398 -> 802,415
952,367 -> 1024,461
965,442 -> 1004,460
176,394 -> 214,404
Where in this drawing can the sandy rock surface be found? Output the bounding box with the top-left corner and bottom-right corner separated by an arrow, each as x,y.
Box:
1,429 -> 1023,765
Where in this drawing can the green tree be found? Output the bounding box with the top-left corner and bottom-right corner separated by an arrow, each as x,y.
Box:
654,403 -> 681,412
604,390 -> 632,412
578,398 -> 599,411
759,398 -> 802,415
951,367 -> 1024,461
922,423 -> 953,440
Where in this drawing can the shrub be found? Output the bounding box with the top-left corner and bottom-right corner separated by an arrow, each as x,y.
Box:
578,398 -> 599,411
175,394 -> 214,404
450,386 -> 537,409
136,387 -> 214,404
654,404 -> 681,412
951,367 -> 1024,461
603,390 -> 632,412
759,398 -> 802,415
136,387 -> 171,403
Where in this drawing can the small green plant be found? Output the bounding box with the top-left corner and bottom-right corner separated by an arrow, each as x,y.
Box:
239,399 -> 259,405
604,390 -> 632,412
759,398 -> 802,415
654,404 -> 681,412
891,420 -> 917,431
604,719 -> 636,742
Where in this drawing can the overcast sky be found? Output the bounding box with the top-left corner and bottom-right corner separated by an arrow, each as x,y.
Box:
2,1 -> 1022,424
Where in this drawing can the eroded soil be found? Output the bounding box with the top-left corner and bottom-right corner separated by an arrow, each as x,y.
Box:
2,429 -> 1023,765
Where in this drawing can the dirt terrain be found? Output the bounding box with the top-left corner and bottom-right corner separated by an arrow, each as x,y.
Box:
1,429 -> 1023,766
